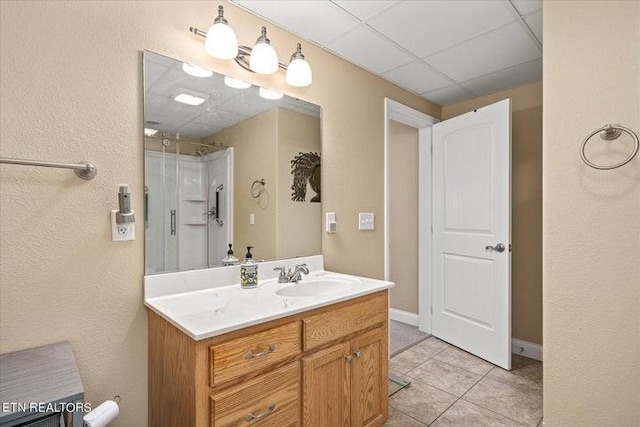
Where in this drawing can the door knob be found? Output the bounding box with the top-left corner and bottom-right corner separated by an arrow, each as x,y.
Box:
485,243 -> 505,252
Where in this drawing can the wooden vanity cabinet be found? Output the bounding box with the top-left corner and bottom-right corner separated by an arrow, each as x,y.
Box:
302,328 -> 387,427
148,290 -> 388,427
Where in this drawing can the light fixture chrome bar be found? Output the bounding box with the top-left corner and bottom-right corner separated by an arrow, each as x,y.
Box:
0,157 -> 98,180
189,26 -> 288,70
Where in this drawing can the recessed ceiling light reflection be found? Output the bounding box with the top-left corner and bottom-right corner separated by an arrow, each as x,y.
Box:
224,76 -> 251,89
174,93 -> 206,106
182,63 -> 213,78
259,87 -> 283,100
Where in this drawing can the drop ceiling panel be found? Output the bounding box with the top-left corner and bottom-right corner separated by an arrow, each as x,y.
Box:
383,60 -> 453,94
367,0 -> 514,58
331,0 -> 398,21
422,84 -> 475,105
327,26 -> 414,74
233,0 -> 360,45
425,22 -> 541,82
525,11 -> 543,43
461,58 -> 542,97
511,0 -> 542,16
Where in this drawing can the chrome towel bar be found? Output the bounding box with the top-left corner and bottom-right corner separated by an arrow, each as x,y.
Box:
0,157 -> 98,180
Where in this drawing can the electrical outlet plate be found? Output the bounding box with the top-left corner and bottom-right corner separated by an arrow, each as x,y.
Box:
111,210 -> 135,241
358,213 -> 374,230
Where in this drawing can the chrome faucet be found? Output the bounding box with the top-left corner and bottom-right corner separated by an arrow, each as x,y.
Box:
273,263 -> 309,283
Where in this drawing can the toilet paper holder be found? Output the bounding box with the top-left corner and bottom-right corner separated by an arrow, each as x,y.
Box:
83,395 -> 121,427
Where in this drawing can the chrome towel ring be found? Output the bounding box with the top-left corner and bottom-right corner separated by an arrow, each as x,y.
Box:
251,178 -> 266,198
580,124 -> 639,170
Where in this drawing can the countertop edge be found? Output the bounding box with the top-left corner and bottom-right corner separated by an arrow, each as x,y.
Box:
144,271 -> 394,341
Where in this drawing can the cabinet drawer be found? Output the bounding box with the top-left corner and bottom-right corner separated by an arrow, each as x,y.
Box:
211,362 -> 300,427
210,321 -> 300,386
303,292 -> 387,350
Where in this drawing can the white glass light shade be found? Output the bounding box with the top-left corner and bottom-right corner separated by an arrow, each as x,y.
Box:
286,58 -> 312,87
224,76 -> 251,89
259,87 -> 283,100
250,42 -> 279,74
205,22 -> 238,60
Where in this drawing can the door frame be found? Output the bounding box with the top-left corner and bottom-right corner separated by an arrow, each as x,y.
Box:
384,98 -> 438,334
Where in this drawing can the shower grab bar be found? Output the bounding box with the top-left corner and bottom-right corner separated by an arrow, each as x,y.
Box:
0,157 -> 98,180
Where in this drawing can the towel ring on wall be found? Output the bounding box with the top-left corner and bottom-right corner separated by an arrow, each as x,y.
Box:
251,179 -> 266,198
580,124 -> 639,170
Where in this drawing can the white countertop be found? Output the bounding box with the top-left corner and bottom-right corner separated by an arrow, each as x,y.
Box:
144,258 -> 393,341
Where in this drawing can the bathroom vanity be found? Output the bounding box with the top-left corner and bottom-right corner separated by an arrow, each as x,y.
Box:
145,257 -> 392,427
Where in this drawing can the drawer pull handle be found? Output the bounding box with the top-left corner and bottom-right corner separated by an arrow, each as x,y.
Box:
244,344 -> 275,360
244,402 -> 276,421
354,349 -> 362,358
344,354 -> 353,362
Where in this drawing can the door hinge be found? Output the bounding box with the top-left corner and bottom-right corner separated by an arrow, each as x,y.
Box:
430,224 -> 433,233
430,306 -> 433,315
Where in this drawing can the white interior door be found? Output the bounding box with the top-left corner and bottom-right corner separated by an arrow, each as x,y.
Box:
431,99 -> 511,369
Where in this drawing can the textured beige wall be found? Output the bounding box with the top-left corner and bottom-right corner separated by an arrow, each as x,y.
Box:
543,1 -> 640,425
388,120 -> 419,314
276,108 -> 322,259
209,109 -> 278,261
0,1 -> 438,425
442,82 -> 543,344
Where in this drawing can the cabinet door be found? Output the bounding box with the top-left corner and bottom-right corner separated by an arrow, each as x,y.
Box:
350,328 -> 388,427
302,342 -> 351,427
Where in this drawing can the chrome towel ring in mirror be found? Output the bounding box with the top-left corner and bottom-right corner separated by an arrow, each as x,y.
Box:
580,124 -> 639,170
251,178 -> 266,198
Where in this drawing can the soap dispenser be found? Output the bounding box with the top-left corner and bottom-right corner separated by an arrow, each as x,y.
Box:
240,246 -> 258,289
222,244 -> 239,266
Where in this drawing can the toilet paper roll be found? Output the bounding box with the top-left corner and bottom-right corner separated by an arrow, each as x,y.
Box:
83,400 -> 119,427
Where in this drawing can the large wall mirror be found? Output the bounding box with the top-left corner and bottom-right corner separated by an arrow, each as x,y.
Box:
143,51 -> 322,275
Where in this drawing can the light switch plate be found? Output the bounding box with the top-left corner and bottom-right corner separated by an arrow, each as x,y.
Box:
326,212 -> 337,233
358,213 -> 374,230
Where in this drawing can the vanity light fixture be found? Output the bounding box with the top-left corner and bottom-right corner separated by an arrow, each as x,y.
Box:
249,26 -> 278,74
259,87 -> 283,100
182,62 -> 214,78
189,5 -> 312,87
286,43 -> 313,87
224,76 -> 251,89
204,5 -> 238,60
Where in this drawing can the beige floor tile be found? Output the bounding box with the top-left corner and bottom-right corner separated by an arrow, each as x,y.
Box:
407,358 -> 483,397
486,354 -> 543,391
431,399 -> 527,427
537,418 -> 544,427
463,377 -> 543,427
389,337 -> 450,374
433,346 -> 495,375
382,407 -> 427,427
389,378 -> 458,425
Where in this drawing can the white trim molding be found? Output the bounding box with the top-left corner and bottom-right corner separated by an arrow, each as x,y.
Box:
389,308 -> 419,327
511,338 -> 543,361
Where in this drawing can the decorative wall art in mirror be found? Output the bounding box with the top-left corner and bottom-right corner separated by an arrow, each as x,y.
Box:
143,51 -> 322,275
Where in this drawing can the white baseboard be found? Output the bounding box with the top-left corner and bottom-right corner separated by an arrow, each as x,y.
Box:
389,308 -> 419,326
512,338 -> 543,361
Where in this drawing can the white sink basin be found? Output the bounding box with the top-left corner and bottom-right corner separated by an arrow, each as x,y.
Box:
276,278 -> 357,297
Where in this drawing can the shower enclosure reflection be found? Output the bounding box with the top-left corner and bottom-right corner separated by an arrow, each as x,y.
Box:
143,51 -> 322,275
144,135 -> 232,273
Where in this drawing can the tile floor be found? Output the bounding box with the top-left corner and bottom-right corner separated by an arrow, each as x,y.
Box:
385,337 -> 543,427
